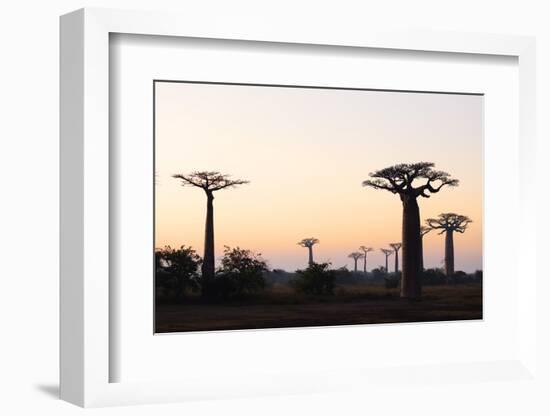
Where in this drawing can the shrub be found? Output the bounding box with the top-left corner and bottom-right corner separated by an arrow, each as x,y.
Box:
155,245 -> 201,301
290,262 -> 336,295
265,269 -> 292,285
384,272 -> 400,289
334,266 -> 368,284
370,267 -> 387,282
421,268 -> 446,286
210,246 -> 268,299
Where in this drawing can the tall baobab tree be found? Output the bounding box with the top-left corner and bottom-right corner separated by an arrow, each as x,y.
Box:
389,243 -> 402,273
348,252 -> 364,273
172,171 -> 249,293
363,162 -> 458,299
297,238 -> 319,266
426,213 -> 472,279
380,248 -> 393,273
359,246 -> 374,274
419,225 -> 431,271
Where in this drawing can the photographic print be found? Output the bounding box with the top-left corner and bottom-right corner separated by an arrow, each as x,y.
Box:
154,81 -> 483,333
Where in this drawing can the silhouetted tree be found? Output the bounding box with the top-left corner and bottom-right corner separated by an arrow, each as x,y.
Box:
155,245 -> 201,301
348,252 -> 364,273
380,248 -> 393,273
363,163 -> 458,298
213,246 -> 268,299
359,246 -> 374,274
297,238 -> 319,265
172,171 -> 249,295
426,213 -> 472,279
389,243 -> 402,273
419,225 -> 431,271
290,262 -> 335,295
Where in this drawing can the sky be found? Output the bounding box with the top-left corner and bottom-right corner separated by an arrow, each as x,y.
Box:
154,81 -> 483,272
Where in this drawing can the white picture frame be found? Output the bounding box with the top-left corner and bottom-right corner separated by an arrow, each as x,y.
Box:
60,7 -> 538,408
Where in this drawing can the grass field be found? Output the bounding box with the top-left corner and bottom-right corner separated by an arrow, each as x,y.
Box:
155,283 -> 482,333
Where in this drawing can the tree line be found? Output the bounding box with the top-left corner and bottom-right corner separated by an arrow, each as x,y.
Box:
166,162 -> 475,300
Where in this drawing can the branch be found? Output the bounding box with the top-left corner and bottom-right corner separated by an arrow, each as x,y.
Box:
420,226 -> 432,237
172,173 -> 207,189
172,171 -> 249,192
362,179 -> 399,193
210,179 -> 250,191
417,170 -> 459,198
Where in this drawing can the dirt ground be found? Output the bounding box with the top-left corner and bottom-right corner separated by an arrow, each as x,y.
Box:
155,283 -> 482,333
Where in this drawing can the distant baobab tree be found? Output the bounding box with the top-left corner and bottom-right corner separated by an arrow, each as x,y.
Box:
359,246 -> 374,274
419,225 -> 431,271
426,213 -> 472,279
172,171 -> 249,293
297,238 -> 319,265
380,248 -> 393,273
389,243 -> 402,273
348,252 -> 364,273
363,162 -> 458,299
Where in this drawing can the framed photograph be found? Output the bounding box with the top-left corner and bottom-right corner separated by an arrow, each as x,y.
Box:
152,80 -> 483,333
60,8 -> 538,408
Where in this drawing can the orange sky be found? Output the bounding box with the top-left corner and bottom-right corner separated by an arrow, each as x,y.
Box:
155,82 -> 483,272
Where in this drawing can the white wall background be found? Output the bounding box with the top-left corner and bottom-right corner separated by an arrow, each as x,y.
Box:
0,1 -> 548,415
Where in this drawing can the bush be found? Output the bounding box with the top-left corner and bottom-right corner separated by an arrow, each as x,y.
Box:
155,245 -> 201,301
210,246 -> 268,300
334,266 -> 368,284
370,267 -> 387,282
265,269 -> 292,285
290,262 -> 336,295
384,272 -> 401,289
449,270 -> 483,284
421,268 -> 446,286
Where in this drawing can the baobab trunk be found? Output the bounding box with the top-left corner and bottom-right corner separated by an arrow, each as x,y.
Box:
401,196 -> 422,299
363,255 -> 367,274
419,235 -> 425,271
444,230 -> 454,280
394,250 -> 399,273
353,259 -> 358,273
308,246 -> 313,265
202,192 -> 215,292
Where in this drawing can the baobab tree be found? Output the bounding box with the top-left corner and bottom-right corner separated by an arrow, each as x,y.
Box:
348,252 -> 364,273
172,171 -> 249,293
389,243 -> 402,273
380,248 -> 393,273
297,238 -> 319,265
426,213 -> 472,279
363,163 -> 458,298
419,225 -> 431,271
359,246 -> 374,274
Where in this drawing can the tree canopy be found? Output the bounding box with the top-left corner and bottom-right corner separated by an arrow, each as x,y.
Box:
172,171 -> 249,192
297,238 -> 319,248
389,243 -> 402,251
420,225 -> 432,237
426,213 -> 472,234
348,252 -> 364,260
362,162 -> 458,198
359,246 -> 374,253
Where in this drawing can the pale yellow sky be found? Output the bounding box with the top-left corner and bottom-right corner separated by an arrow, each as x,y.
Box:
155,82 -> 483,272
